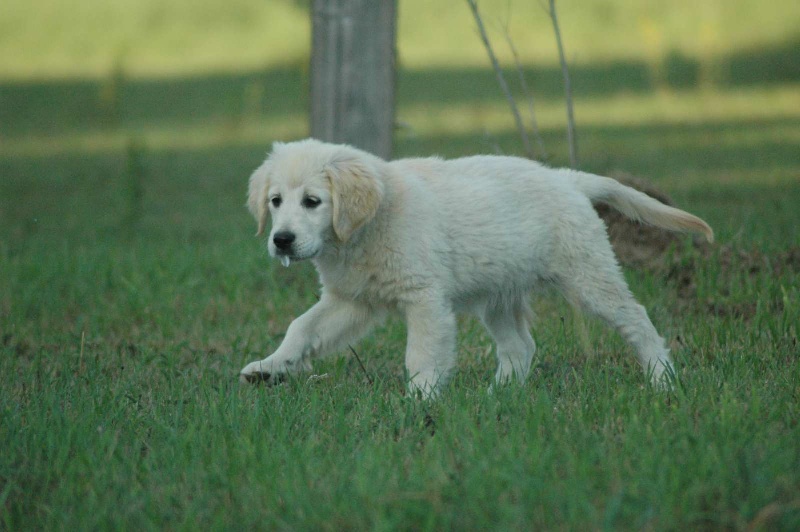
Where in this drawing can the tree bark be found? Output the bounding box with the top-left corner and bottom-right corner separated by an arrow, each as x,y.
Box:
310,0 -> 397,159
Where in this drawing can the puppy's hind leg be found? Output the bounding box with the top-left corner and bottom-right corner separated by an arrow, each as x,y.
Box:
556,243 -> 675,387
480,298 -> 536,386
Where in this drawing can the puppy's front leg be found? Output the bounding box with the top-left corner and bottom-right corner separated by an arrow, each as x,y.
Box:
405,300 -> 457,399
240,293 -> 381,385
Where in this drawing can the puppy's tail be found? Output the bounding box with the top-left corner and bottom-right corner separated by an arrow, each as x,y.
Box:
571,171 -> 714,243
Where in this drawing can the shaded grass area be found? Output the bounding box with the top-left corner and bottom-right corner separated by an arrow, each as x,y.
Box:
3,39 -> 799,138
2,39 -> 800,532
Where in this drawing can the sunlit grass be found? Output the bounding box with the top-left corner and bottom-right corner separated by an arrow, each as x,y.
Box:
2,0 -> 798,79
399,85 -> 800,135
0,118 -> 308,158
0,0 -> 310,79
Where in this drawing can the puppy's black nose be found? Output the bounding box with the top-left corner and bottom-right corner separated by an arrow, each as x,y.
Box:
272,231 -> 296,251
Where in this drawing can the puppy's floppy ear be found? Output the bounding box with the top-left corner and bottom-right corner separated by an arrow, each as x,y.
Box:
325,155 -> 385,242
247,160 -> 271,236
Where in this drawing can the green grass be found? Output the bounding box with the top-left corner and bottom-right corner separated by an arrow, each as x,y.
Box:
2,1 -> 800,529
1,0 -> 799,77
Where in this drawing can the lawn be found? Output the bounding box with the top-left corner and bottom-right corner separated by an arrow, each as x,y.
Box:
1,1 -> 799,529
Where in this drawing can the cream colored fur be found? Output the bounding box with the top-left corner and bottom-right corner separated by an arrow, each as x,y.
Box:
240,139 -> 713,397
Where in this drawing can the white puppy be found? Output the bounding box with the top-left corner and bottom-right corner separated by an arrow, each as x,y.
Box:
240,139 -> 713,397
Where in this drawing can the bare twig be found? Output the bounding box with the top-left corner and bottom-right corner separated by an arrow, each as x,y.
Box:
466,0 -> 533,159
79,330 -> 86,374
500,20 -> 548,160
348,345 -> 373,385
547,0 -> 578,168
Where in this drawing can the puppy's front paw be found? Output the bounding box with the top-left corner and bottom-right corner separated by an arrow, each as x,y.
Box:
239,371 -> 285,385
239,360 -> 288,386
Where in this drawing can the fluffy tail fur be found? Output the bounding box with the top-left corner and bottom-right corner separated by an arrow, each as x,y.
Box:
570,171 -> 714,243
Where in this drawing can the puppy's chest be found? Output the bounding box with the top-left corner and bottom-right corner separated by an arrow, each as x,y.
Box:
317,251 -> 427,308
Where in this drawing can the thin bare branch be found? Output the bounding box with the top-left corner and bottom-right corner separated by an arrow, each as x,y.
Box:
500,21 -> 548,160
348,345 -> 373,386
466,0 -> 533,159
547,0 -> 578,168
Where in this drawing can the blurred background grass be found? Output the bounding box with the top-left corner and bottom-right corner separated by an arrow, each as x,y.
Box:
2,0 -> 798,242
1,0 -> 798,159
1,0 -> 798,77
1,0 -> 799,331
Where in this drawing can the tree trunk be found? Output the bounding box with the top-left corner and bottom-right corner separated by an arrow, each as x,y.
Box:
310,0 -> 397,159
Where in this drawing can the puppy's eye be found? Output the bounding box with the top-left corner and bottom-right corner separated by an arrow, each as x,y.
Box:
302,196 -> 321,209
270,196 -> 282,208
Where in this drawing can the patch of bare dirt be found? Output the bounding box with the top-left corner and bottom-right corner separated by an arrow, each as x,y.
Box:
597,172 -> 800,320
596,172 -> 712,270
665,244 -> 800,320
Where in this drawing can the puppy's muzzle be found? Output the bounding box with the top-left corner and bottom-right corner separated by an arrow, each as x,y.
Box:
273,231 -> 296,253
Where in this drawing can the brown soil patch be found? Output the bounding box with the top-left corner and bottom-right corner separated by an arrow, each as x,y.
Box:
665,244 -> 800,320
596,172 -> 800,320
595,171 -> 711,270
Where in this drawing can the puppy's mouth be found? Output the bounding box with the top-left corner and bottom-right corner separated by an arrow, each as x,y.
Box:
274,249 -> 318,267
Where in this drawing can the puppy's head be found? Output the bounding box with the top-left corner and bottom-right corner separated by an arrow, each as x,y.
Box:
247,139 -> 384,264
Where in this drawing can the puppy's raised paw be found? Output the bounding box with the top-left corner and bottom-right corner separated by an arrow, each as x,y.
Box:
239,368 -> 288,386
